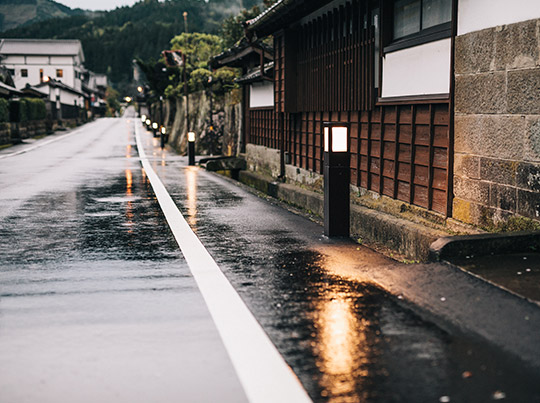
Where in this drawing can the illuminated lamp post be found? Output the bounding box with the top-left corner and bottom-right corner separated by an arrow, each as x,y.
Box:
160,126 -> 167,149
152,122 -> 159,137
187,131 -> 195,166
323,123 -> 350,237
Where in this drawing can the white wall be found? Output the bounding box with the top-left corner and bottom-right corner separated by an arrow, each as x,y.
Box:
458,0 -> 540,35
249,81 -> 274,108
381,38 -> 451,98
59,90 -> 83,106
3,55 -> 78,90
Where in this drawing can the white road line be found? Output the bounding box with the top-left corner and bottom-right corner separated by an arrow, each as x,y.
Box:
0,122 -> 95,160
135,123 -> 312,403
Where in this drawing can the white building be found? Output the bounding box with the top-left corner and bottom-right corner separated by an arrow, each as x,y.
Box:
0,38 -> 85,92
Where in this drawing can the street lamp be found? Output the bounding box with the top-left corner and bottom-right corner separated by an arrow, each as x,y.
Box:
152,122 -> 159,137
188,131 -> 195,165
323,123 -> 350,237
141,114 -> 147,123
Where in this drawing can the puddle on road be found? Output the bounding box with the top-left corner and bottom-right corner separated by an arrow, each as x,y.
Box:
452,252 -> 540,303
0,171 -> 180,264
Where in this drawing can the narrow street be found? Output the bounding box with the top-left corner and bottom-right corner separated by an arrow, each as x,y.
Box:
1,112 -> 539,402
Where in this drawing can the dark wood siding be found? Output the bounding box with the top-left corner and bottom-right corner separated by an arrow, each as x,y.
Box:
294,0 -> 375,112
281,102 -> 450,215
246,1 -> 452,216
248,108 -> 280,149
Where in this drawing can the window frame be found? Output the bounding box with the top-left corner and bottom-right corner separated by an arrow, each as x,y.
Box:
383,0 -> 452,54
21,68 -> 28,77
56,69 -> 63,78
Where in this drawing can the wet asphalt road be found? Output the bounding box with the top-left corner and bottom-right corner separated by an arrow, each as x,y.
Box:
0,115 -> 246,402
1,112 -> 540,402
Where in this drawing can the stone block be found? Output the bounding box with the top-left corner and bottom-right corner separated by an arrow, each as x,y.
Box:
489,183 -> 517,213
453,198 -> 474,224
495,19 -> 539,71
453,176 -> 490,204
453,197 -> 499,228
479,157 -> 518,186
455,72 -> 506,114
507,68 -> 540,114
524,116 -> 540,162
454,115 -> 526,160
454,153 -> 480,179
517,189 -> 540,219
517,161 -> 540,192
205,158 -> 247,171
455,28 -> 495,74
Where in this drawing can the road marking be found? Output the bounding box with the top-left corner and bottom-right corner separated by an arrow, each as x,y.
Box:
135,123 -> 312,403
0,122 -> 96,160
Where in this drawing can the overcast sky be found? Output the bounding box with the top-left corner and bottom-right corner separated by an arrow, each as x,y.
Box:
55,0 -> 142,11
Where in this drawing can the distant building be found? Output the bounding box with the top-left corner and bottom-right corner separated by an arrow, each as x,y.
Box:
0,39 -> 85,92
0,38 -> 109,119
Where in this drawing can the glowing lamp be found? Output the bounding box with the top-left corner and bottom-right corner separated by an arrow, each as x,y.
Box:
161,126 -> 166,134
152,122 -> 158,130
141,114 -> 147,122
146,119 -> 151,126
187,131 -> 195,142
324,126 -> 348,153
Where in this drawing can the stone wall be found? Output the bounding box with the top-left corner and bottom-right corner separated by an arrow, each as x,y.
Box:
454,18 -> 540,230
0,120 -> 49,146
0,123 -> 10,146
167,90 -> 242,157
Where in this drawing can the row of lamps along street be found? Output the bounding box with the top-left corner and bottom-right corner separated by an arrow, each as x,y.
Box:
139,117 -> 350,237
140,114 -> 195,165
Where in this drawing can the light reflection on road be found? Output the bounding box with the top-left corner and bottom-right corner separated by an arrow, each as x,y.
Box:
315,291 -> 369,402
185,166 -> 198,228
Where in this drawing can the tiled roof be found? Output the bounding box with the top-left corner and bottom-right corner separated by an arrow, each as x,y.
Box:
0,39 -> 84,62
236,62 -> 274,84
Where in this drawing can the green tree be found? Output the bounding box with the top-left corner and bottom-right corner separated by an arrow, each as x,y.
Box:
220,5 -> 261,48
105,86 -> 121,116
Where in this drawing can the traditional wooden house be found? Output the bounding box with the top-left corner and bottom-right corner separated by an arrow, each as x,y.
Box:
229,0 -> 540,230
210,38 -> 273,154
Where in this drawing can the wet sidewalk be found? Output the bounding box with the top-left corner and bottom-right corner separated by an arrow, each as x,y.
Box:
137,122 -> 540,402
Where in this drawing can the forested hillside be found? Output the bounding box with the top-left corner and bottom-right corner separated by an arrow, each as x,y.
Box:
1,0 -> 263,89
0,0 -> 93,32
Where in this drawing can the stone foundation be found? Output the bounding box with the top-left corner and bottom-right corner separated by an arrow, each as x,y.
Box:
454,18 -> 540,230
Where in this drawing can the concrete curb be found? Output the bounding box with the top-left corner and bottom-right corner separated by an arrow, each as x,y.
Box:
429,230 -> 540,262
238,170 -> 448,261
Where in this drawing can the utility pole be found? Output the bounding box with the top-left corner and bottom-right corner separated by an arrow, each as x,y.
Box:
183,11 -> 188,33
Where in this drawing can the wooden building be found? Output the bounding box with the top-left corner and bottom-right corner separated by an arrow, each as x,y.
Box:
225,0 -> 540,228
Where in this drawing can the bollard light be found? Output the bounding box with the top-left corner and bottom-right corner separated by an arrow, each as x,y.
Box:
146,119 -> 151,126
323,122 -> 350,237
141,114 -> 147,123
187,131 -> 195,165
152,122 -> 158,130
160,126 -> 167,149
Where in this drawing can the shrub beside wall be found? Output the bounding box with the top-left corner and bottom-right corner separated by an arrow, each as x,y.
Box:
9,98 -> 47,122
0,99 -> 8,122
